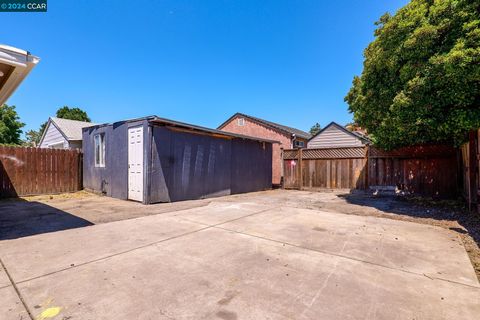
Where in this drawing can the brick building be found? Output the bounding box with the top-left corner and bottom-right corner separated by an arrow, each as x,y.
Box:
218,113 -> 311,186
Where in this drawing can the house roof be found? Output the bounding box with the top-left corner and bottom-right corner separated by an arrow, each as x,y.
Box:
86,115 -> 279,144
218,113 -> 312,140
51,117 -> 96,140
0,44 -> 40,105
308,121 -> 371,143
39,117 -> 96,145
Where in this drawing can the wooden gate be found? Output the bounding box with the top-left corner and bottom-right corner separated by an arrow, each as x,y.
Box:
0,146 -> 83,198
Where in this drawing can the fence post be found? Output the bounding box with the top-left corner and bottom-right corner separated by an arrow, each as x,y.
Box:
364,145 -> 369,190
468,130 -> 478,212
298,148 -> 303,190
468,130 -> 477,211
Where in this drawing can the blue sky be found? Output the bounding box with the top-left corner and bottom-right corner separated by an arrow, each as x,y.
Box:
2,0 -> 408,135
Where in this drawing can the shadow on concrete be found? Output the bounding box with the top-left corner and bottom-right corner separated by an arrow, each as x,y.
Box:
0,160 -> 18,199
338,191 -> 480,253
0,200 -> 93,240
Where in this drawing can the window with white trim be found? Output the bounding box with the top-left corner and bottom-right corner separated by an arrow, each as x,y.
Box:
94,133 -> 106,167
237,117 -> 245,126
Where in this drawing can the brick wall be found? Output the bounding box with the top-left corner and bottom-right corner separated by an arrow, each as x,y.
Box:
220,116 -> 292,185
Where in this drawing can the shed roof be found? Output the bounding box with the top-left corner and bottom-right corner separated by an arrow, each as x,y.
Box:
50,117 -> 96,141
86,115 -> 279,144
150,117 -> 279,143
218,113 -> 312,140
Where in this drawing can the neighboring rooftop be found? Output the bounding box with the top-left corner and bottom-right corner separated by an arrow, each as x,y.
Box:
309,121 -> 371,143
50,117 -> 96,140
218,113 -> 312,140
86,115 -> 279,144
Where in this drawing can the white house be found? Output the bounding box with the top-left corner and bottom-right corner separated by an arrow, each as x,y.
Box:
0,44 -> 39,105
39,117 -> 95,149
308,122 -> 370,149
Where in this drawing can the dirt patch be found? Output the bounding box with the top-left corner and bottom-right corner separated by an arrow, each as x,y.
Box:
20,190 -> 95,202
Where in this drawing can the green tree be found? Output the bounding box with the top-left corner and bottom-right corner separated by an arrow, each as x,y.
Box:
345,0 -> 480,149
309,123 -> 322,136
24,129 -> 42,147
0,104 -> 25,145
56,106 -> 91,122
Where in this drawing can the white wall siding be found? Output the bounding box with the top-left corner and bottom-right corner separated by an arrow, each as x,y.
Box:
308,125 -> 364,149
39,122 -> 68,149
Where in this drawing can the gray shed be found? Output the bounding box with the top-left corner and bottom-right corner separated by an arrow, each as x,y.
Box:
82,116 -> 274,204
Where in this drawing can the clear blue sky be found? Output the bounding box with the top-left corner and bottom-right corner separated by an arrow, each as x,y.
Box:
2,0 -> 408,135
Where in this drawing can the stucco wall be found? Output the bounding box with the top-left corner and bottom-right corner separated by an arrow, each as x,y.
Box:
220,116 -> 291,185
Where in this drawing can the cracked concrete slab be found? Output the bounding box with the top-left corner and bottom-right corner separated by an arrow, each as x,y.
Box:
16,228 -> 480,320
0,215 -> 204,283
220,206 -> 479,287
0,191 -> 479,319
0,202 -> 275,283
0,285 -> 29,320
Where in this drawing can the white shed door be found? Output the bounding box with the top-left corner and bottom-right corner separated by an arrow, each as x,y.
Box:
128,126 -> 144,202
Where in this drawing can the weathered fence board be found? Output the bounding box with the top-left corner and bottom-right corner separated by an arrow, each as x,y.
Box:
283,145 -> 459,198
462,129 -> 480,212
0,146 -> 82,198
284,147 -> 367,190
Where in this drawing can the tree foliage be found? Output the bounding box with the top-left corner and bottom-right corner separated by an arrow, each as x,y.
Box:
345,122 -> 361,132
345,0 -> 480,149
0,104 -> 25,145
24,129 -> 42,147
309,122 -> 322,136
56,106 -> 91,122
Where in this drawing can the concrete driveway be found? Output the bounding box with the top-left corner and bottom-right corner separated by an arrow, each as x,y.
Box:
0,191 -> 479,319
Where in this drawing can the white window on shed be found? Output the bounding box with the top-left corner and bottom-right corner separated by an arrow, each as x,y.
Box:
237,117 -> 245,126
94,133 -> 106,167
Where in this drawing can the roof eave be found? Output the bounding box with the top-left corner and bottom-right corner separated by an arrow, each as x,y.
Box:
0,45 -> 40,105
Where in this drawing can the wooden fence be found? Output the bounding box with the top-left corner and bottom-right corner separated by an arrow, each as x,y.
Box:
462,130 -> 480,212
283,145 -> 459,198
283,147 -> 367,190
0,146 -> 83,198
